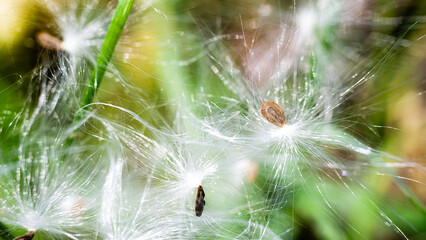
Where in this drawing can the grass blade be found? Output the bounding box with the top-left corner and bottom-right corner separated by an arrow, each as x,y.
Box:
76,0 -> 135,122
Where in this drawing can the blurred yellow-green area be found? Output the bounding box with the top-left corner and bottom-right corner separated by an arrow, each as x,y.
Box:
0,0 -> 425,239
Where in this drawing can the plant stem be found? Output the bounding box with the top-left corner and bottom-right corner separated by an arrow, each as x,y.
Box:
76,0 -> 135,122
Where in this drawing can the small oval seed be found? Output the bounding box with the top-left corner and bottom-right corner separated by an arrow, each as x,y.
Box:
35,31 -> 63,51
195,185 -> 206,217
261,101 -> 286,127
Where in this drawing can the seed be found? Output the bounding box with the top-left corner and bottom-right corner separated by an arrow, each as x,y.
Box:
13,231 -> 35,240
35,31 -> 63,51
195,185 -> 206,217
261,101 -> 286,127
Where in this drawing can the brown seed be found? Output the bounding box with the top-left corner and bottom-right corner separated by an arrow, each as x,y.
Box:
13,231 -> 35,240
195,185 -> 205,217
35,31 -> 63,51
261,101 -> 286,127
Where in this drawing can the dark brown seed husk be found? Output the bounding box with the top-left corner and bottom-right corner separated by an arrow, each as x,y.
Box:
13,231 -> 35,240
195,185 -> 206,217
